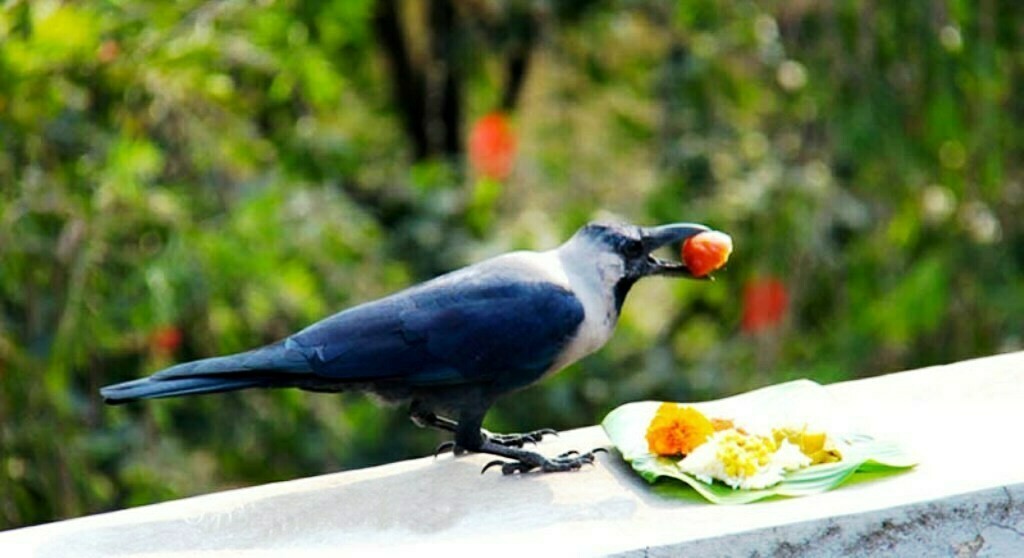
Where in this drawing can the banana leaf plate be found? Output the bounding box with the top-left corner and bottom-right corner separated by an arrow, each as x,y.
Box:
601,380 -> 917,504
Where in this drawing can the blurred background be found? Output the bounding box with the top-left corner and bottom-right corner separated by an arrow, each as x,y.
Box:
2,0 -> 1023,529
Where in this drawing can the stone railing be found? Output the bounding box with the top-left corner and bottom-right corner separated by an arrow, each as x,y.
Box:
3,351 -> 1023,556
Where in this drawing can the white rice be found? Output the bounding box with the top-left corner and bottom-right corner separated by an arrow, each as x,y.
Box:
678,429 -> 812,490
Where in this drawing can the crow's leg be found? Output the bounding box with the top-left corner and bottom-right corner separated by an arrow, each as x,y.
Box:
409,406 -> 556,449
456,412 -> 605,475
409,408 -> 467,456
409,409 -> 458,433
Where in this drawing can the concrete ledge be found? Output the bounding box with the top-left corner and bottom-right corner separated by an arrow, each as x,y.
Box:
3,352 -> 1024,557
631,485 -> 1024,557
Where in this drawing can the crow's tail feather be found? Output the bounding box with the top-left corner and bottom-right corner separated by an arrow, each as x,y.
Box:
101,376 -> 265,404
100,341 -> 312,404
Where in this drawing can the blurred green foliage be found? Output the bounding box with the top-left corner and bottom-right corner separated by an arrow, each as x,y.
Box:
2,0 -> 1023,528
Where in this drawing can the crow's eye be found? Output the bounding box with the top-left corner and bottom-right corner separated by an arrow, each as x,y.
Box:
623,239 -> 644,258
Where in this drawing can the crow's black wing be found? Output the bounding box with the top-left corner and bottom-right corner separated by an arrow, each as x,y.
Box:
288,267 -> 585,387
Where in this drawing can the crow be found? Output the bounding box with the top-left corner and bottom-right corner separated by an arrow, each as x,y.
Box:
101,221 -> 714,474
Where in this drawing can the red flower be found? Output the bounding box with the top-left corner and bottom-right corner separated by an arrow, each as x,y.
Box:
97,40 -> 120,64
151,326 -> 183,355
468,112 -> 517,180
741,277 -> 788,333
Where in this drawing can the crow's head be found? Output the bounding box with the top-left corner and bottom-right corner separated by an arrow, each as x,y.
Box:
562,221 -> 714,311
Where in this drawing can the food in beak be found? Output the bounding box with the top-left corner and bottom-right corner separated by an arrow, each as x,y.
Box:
681,231 -> 733,277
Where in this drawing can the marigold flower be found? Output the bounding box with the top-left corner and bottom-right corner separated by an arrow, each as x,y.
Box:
646,403 -> 714,456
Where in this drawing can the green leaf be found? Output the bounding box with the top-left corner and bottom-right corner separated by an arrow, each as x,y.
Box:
601,380 -> 917,504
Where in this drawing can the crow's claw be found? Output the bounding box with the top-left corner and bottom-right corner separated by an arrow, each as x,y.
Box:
434,441 -> 457,458
481,460 -> 506,474
485,428 -> 559,448
481,459 -> 536,475
504,461 -> 538,474
435,441 -> 470,458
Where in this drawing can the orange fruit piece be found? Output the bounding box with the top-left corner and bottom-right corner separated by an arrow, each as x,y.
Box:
682,231 -> 733,278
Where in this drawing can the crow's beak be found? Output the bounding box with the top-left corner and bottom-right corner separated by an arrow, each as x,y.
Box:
641,223 -> 711,278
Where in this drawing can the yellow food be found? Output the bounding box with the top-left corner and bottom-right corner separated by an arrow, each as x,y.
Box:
716,430 -> 776,478
711,418 -> 735,432
772,427 -> 843,464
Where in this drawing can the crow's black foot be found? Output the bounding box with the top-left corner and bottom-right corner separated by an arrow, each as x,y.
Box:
435,429 -> 557,458
484,428 -> 558,448
481,448 -> 608,475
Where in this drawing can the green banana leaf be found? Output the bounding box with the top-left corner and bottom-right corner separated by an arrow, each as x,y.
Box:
601,380 -> 917,504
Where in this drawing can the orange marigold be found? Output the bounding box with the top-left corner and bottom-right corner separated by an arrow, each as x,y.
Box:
645,403 -> 715,456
